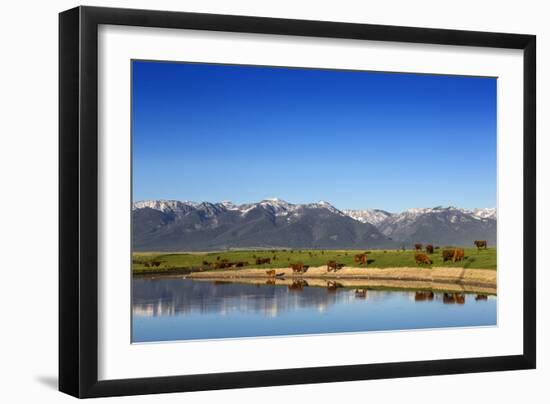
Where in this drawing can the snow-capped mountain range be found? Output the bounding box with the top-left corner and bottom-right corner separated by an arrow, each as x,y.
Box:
132,198 -> 496,251
134,199 -> 496,224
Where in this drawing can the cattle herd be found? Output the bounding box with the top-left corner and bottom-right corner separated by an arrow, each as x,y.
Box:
138,239 -> 490,272
201,259 -> 250,269
410,240 -> 488,267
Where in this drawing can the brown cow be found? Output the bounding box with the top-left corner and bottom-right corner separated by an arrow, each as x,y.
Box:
415,253 -> 432,265
425,244 -> 434,254
475,294 -> 488,301
414,243 -> 423,251
290,263 -> 305,273
354,253 -> 368,265
453,248 -> 465,262
327,260 -> 338,272
474,240 -> 488,249
255,258 -> 271,265
266,269 -> 276,277
442,249 -> 455,262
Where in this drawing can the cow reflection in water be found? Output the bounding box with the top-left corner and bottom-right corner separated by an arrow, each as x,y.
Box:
265,279 -> 276,285
414,291 -> 434,301
354,289 -> 367,298
326,281 -> 344,292
475,294 -> 488,301
288,279 -> 308,291
443,293 -> 466,304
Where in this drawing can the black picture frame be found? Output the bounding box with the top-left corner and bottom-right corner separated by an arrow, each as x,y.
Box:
59,5 -> 536,398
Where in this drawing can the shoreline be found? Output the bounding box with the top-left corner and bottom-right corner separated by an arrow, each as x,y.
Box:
187,276 -> 496,295
134,266 -> 497,294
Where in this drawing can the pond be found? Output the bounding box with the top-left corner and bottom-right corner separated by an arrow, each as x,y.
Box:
132,277 -> 496,343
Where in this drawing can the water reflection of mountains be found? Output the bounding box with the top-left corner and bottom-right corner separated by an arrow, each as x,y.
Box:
133,279 -> 492,318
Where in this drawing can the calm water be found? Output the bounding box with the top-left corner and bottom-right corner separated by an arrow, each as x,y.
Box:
132,277 -> 496,342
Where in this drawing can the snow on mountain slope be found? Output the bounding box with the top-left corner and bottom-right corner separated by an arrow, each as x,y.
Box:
132,199 -> 496,249
342,209 -> 392,226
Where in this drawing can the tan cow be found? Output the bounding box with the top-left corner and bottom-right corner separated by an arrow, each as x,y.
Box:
354,253 -> 368,265
453,248 -> 465,262
414,253 -> 432,265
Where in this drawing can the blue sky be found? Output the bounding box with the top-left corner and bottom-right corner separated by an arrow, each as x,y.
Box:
132,60 -> 496,212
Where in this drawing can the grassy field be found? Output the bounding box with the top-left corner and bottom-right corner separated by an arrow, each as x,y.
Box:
132,247 -> 497,274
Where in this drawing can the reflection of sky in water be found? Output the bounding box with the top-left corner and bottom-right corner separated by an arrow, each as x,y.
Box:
132,278 -> 496,343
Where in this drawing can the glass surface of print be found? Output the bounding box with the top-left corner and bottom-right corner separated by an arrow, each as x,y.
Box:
131,60 -> 497,343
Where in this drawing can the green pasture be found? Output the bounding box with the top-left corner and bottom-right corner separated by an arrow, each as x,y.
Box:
132,247 -> 497,273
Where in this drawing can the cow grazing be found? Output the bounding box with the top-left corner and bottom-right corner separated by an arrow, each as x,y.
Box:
255,258 -> 271,265
414,253 -> 432,265
442,249 -> 455,262
327,260 -> 338,272
290,263 -> 305,273
354,253 -> 368,265
453,248 -> 465,262
414,243 -> 423,251
214,261 -> 233,269
474,240 -> 488,250
425,244 -> 434,254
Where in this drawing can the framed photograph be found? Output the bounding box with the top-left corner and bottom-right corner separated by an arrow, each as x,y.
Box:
59,6 -> 536,398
